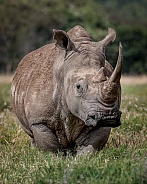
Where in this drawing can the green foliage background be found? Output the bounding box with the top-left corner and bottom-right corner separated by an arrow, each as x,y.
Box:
0,0 -> 147,74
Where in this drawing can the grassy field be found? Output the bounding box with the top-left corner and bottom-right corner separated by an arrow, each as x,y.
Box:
0,75 -> 147,184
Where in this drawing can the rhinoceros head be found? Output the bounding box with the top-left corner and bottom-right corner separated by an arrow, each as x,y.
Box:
53,26 -> 122,128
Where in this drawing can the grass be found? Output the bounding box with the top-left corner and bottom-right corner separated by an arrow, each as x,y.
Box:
0,76 -> 147,184
0,84 -> 11,111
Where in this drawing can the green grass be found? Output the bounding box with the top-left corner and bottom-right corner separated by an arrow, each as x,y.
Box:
0,84 -> 11,111
122,84 -> 147,106
0,82 -> 147,184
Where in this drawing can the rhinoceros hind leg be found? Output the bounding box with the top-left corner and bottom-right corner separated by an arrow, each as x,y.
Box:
30,124 -> 61,152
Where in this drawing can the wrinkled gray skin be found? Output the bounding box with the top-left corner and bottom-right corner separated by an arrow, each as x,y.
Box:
11,25 -> 123,155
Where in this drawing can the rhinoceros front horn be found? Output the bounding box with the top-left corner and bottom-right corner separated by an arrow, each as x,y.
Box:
109,42 -> 123,84
101,43 -> 123,103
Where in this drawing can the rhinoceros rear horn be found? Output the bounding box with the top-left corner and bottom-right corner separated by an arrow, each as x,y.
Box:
99,28 -> 116,52
53,29 -> 75,51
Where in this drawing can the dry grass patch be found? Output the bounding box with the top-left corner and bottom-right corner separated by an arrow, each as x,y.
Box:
0,75 -> 13,84
121,75 -> 147,85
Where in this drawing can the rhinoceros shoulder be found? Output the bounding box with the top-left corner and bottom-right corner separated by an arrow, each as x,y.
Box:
14,43 -> 55,75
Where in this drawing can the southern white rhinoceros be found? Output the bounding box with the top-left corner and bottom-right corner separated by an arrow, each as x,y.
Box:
11,25 -> 123,155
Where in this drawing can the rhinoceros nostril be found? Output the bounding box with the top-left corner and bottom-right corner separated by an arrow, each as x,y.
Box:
88,113 -> 97,120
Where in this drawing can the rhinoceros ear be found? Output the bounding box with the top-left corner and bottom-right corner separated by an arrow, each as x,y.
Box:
53,29 -> 75,51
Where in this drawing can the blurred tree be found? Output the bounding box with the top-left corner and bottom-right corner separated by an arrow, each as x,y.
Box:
0,0 -> 146,74
106,26 -> 147,74
0,0 -> 68,73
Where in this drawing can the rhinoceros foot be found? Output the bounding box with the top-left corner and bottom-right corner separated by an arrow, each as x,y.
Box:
77,145 -> 95,156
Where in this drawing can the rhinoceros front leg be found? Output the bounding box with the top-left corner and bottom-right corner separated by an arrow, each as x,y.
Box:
77,127 -> 111,156
30,124 -> 61,153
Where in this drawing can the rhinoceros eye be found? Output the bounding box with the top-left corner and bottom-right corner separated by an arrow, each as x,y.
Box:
75,80 -> 87,96
76,83 -> 83,94
76,84 -> 81,90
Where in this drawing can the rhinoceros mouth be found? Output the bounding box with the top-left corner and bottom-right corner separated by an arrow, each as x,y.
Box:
85,110 -> 122,128
98,115 -> 121,127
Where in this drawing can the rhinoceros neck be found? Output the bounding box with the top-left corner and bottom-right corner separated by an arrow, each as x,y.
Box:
60,109 -> 85,143
53,91 -> 85,143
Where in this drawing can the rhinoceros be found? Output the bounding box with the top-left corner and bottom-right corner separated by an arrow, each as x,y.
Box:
11,25 -> 123,155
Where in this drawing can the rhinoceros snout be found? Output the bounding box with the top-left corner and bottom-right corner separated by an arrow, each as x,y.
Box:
85,112 -> 99,127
